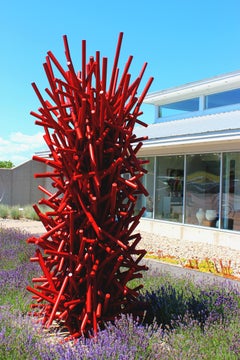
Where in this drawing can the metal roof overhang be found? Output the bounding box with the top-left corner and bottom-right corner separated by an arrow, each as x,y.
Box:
136,130 -> 240,156
144,70 -> 240,106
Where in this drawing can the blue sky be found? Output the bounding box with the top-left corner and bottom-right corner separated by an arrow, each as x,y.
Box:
0,0 -> 240,165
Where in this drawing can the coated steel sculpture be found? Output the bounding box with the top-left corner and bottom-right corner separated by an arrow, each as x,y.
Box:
27,32 -> 153,338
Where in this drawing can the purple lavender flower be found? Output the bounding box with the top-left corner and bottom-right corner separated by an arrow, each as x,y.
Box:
0,227 -> 239,359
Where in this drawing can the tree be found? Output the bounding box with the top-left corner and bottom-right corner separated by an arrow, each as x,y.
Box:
0,161 -> 14,168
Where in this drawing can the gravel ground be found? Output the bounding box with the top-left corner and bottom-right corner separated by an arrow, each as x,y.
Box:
1,218 -> 239,279
139,231 -> 240,279
0,218 -> 45,235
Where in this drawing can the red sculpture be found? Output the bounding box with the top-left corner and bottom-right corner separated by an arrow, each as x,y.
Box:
27,32 -> 153,338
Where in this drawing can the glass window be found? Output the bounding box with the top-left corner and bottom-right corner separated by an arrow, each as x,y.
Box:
221,152 -> 240,230
159,98 -> 199,118
155,155 -> 184,222
185,153 -> 220,227
136,157 -> 155,219
205,88 -> 240,109
136,152 -> 240,233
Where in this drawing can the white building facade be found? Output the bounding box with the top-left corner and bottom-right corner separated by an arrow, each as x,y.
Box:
135,71 -> 240,250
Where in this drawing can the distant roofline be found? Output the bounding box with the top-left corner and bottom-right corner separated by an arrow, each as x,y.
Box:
144,70 -> 240,106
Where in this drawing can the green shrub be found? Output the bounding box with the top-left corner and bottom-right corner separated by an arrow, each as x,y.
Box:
0,204 -> 9,218
0,204 -> 43,220
9,206 -> 23,220
23,205 -> 39,220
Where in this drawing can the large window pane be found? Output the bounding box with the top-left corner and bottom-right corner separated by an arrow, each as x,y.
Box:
206,89 -> 240,109
185,153 -> 220,226
155,155 -> 184,222
160,98 -> 199,118
221,152 -> 240,230
136,157 -> 155,218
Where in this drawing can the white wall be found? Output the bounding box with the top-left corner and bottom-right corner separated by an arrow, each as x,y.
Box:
137,218 -> 240,251
0,160 -> 52,206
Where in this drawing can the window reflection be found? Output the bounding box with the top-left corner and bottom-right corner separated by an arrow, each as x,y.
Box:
185,154 -> 220,226
159,98 -> 199,118
155,156 -> 184,222
206,89 -> 240,109
138,152 -> 240,232
136,157 -> 154,219
222,153 -> 240,230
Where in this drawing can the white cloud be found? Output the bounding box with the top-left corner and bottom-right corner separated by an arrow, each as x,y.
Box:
0,137 -> 10,145
9,132 -> 44,145
0,131 -> 46,166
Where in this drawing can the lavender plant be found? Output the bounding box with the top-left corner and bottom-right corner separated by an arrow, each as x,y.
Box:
138,270 -> 239,332
0,227 -> 239,359
0,228 -> 37,312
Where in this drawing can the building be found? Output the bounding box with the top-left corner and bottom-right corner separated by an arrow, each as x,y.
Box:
0,159 -> 51,206
135,70 -> 240,250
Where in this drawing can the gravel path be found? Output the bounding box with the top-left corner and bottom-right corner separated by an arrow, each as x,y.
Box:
0,218 -> 45,235
1,218 -> 239,279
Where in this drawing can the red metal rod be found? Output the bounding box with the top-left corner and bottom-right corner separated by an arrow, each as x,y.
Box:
47,275 -> 69,327
101,57 -> 108,93
81,39 -> 86,90
108,32 -> 123,97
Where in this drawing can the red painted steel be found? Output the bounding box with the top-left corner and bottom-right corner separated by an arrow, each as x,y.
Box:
27,32 -> 153,337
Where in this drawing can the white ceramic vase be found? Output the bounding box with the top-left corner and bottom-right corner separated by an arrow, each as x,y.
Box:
205,209 -> 217,221
196,208 -> 205,225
